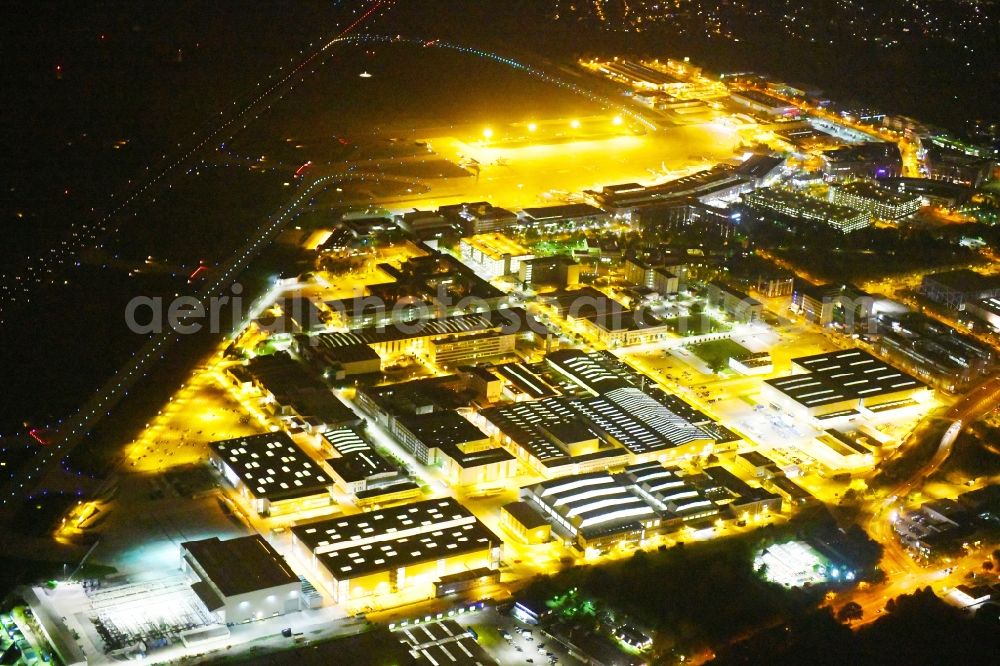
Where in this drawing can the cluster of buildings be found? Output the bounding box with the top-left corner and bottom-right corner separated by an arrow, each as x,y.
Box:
874,311 -> 995,392
830,180 -> 922,221
355,374 -> 516,488
742,187 -> 872,233
892,486 -> 1000,558
480,350 -> 739,478
509,459 -> 793,552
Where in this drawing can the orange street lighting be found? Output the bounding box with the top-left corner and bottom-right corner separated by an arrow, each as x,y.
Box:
612,115 -> 624,126
527,122 -> 538,132
570,119 -> 581,129
482,127 -> 493,140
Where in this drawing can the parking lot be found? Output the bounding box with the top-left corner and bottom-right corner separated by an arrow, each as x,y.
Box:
458,608 -> 585,666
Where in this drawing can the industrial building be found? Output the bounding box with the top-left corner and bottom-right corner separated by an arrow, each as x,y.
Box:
394,411 -> 517,487
970,296 -> 1000,331
743,187 -> 872,233
227,352 -> 364,432
624,258 -> 682,294
209,433 -> 334,517
919,269 -> 1000,310
321,427 -> 403,495
180,536 -> 301,625
500,501 -> 552,544
355,376 -> 517,486
520,462 -> 722,550
830,180 -> 922,221
291,497 -> 502,603
518,255 -> 581,288
306,307 -> 542,367
481,351 -> 737,477
762,349 -> 928,420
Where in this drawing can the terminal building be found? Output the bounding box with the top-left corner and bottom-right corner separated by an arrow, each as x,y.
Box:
519,203 -> 610,230
762,349 -> 929,420
830,180 -> 922,221
730,90 -> 799,118
181,536 -> 301,625
209,433 -> 334,517
743,188 -> 872,233
589,166 -> 754,219
290,497 -> 502,603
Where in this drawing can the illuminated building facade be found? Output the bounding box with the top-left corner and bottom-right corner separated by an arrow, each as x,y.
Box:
291,498 -> 502,603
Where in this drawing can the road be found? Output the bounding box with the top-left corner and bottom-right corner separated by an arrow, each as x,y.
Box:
837,373 -> 1000,623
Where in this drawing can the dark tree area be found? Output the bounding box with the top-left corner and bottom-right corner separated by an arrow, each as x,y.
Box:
713,587 -> 1000,666
523,522 -> 830,655
741,212 -> 985,284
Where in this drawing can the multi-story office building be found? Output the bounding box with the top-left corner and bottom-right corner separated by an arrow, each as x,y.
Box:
821,142 -> 903,179
705,281 -> 763,323
743,188 -> 872,233
791,282 -> 874,332
831,181 -> 922,221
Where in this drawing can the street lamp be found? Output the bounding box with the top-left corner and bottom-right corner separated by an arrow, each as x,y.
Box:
482,128 -> 493,141
570,119 -> 581,129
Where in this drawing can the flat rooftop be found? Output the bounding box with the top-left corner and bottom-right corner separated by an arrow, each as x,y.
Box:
835,180 -> 921,206
502,500 -> 550,530
461,233 -> 530,259
292,498 -> 500,580
183,535 -> 298,596
210,433 -> 332,502
521,203 -> 607,221
767,348 -> 925,408
744,188 -> 867,224
323,427 -> 396,484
